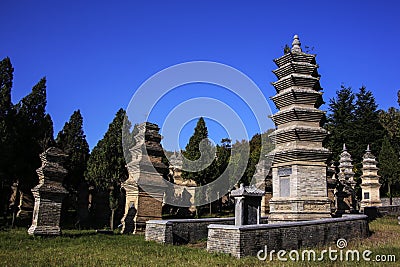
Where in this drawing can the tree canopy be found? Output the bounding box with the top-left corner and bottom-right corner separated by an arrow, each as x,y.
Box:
56,110 -> 89,192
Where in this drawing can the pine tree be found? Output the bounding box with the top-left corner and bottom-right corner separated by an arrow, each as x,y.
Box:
379,136 -> 400,204
353,86 -> 385,165
56,110 -> 89,191
85,108 -> 130,229
325,85 -> 356,161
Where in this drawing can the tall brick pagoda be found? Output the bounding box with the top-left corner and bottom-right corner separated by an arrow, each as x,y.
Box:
121,122 -> 168,233
268,35 -> 331,222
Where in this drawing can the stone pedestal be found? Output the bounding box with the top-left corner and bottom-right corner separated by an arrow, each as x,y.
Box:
360,145 -> 382,210
231,184 -> 264,226
268,35 -> 331,223
121,122 -> 168,234
28,147 -> 68,236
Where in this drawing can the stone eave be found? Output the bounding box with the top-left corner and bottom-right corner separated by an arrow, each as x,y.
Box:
270,107 -> 325,125
272,61 -> 319,80
271,89 -> 323,109
273,52 -> 316,68
271,74 -> 322,92
269,126 -> 327,144
268,148 -> 330,163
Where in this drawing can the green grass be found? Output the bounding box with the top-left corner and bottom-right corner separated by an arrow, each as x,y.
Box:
0,217 -> 399,266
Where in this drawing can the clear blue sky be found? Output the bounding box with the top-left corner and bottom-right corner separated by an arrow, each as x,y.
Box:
1,1 -> 399,151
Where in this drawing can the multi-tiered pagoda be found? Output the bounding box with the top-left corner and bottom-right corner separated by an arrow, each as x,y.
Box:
360,145 -> 382,210
121,122 -> 168,233
268,35 -> 331,222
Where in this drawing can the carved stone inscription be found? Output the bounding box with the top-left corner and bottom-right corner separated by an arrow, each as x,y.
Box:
279,178 -> 290,197
278,167 -> 292,177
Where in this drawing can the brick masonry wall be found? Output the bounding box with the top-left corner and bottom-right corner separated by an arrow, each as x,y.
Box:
207,215 -> 369,258
145,217 -> 270,244
381,197 -> 400,206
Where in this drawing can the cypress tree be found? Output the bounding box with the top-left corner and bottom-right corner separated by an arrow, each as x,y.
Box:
0,57 -> 15,222
14,78 -> 55,190
85,108 -> 130,229
182,117 -> 216,186
56,110 -> 89,192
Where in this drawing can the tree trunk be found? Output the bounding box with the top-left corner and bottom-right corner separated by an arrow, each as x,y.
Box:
389,182 -> 392,205
110,209 -> 115,230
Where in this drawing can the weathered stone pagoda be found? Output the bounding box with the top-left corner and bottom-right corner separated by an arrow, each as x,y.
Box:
360,145 -> 382,210
28,147 -> 68,236
268,35 -> 331,222
336,144 -> 357,214
121,122 -> 168,233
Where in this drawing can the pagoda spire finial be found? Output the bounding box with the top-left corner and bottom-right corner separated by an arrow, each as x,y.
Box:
291,34 -> 302,53
343,143 -> 347,151
366,144 -> 371,152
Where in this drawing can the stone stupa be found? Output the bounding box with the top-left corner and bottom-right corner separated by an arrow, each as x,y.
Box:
268,35 -> 331,222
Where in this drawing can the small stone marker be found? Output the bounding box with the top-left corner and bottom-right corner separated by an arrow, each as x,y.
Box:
28,147 -> 68,236
231,184 -> 264,226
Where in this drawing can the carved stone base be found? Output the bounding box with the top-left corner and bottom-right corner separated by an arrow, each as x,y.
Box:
121,183 -> 164,234
28,225 -> 61,236
268,198 -> 331,223
360,200 -> 382,211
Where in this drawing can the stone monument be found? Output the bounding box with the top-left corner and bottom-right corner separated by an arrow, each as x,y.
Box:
121,122 -> 168,234
231,184 -> 264,226
28,147 -> 68,236
268,35 -> 331,222
360,145 -> 382,210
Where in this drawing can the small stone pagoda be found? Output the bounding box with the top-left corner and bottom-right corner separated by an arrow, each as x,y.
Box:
121,122 -> 168,233
336,144 -> 357,214
28,147 -> 68,236
360,145 -> 382,210
268,35 -> 331,222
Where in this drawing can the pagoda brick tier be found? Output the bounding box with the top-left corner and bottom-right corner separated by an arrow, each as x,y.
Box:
267,35 -> 331,223
121,122 -> 168,234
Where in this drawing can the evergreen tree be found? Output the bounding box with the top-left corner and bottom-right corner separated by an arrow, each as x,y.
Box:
0,57 -> 15,221
353,86 -> 385,165
56,110 -> 90,192
14,78 -> 55,190
325,85 -> 356,161
0,57 -> 15,179
379,136 -> 400,205
85,108 -> 130,229
182,117 -> 217,186
182,118 -> 218,214
379,107 -> 400,151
